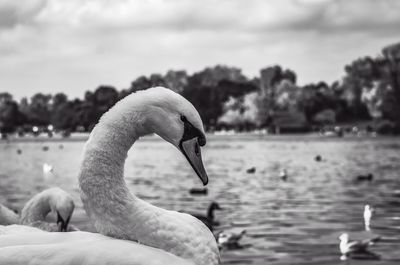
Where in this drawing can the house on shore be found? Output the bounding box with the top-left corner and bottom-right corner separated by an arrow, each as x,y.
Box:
270,111 -> 310,133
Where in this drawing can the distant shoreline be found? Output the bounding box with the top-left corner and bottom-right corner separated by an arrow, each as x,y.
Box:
0,132 -> 398,144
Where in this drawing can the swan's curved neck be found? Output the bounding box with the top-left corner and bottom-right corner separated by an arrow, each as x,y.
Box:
78,94 -> 219,265
20,193 -> 53,224
78,109 -> 153,238
0,204 -> 19,225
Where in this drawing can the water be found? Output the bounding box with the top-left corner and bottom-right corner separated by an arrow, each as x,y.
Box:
1,135 -> 400,264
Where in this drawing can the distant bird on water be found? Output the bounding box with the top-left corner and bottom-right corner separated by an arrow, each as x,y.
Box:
314,155 -> 322,162
189,187 -> 208,195
43,163 -> 53,174
188,202 -> 222,231
246,167 -> 256,174
356,173 -> 373,181
216,229 -> 246,249
339,233 -> 380,259
279,169 -> 288,181
364,204 -> 373,231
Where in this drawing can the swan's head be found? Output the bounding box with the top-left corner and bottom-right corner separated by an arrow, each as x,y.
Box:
47,188 -> 75,232
139,87 -> 208,185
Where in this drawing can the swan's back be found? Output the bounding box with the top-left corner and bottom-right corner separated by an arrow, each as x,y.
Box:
0,204 -> 19,225
128,203 -> 219,265
0,229 -> 194,265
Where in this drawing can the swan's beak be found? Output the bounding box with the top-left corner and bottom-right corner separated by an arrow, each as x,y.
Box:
56,211 -> 69,232
180,137 -> 208,185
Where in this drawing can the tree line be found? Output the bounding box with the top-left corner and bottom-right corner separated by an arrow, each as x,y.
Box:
1,42 -> 400,135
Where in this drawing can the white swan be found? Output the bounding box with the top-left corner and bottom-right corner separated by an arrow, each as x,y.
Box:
0,204 -> 19,225
20,187 -> 76,232
0,187 -> 76,232
0,87 -> 219,265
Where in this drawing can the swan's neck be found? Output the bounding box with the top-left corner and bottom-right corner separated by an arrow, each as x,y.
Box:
20,193 -> 53,224
0,204 -> 19,225
78,101 -> 219,265
79,112 -> 153,238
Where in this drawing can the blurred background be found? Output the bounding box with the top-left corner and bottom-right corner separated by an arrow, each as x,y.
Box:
1,0 -> 400,264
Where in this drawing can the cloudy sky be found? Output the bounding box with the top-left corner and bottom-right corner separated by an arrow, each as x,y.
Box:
1,0 -> 399,100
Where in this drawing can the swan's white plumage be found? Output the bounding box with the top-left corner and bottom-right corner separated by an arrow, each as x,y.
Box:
0,87 -> 219,265
0,204 -> 19,225
79,87 -> 219,265
1,187 -> 76,231
0,224 -> 43,235
20,187 -> 75,232
0,229 -> 194,265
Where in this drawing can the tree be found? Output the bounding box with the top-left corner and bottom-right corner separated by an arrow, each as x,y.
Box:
164,70 -> 188,93
0,93 -> 22,132
256,66 -> 298,126
182,66 -> 256,128
22,93 -> 52,125
130,76 -> 152,93
380,43 -> 400,125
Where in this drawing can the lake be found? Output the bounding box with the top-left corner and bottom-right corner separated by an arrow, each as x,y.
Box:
1,135 -> 400,265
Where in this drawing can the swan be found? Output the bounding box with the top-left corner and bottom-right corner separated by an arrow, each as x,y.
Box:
0,187 -> 76,232
79,87 -> 219,264
0,87 -> 219,265
0,204 -> 19,225
0,230 -> 194,265
20,187 -> 76,232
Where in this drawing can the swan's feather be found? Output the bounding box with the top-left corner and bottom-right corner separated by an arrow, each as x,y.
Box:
19,187 -> 75,232
79,87 -> 219,265
0,228 -> 194,265
0,204 -> 19,225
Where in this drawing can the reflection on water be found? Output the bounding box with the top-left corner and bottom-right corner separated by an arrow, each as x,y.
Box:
1,135 -> 400,264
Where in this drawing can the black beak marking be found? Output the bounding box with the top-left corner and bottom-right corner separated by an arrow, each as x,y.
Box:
179,115 -> 208,185
57,211 -> 68,232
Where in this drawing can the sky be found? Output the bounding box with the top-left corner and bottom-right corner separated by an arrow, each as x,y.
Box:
1,0 -> 400,100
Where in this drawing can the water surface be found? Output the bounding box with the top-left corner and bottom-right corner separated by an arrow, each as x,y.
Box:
1,135 -> 400,264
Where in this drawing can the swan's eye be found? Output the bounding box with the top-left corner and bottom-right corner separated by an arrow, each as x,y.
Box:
180,115 -> 206,146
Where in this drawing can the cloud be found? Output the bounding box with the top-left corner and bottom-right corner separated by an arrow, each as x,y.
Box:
0,0 -> 399,99
0,0 -> 47,29
25,0 -> 400,34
